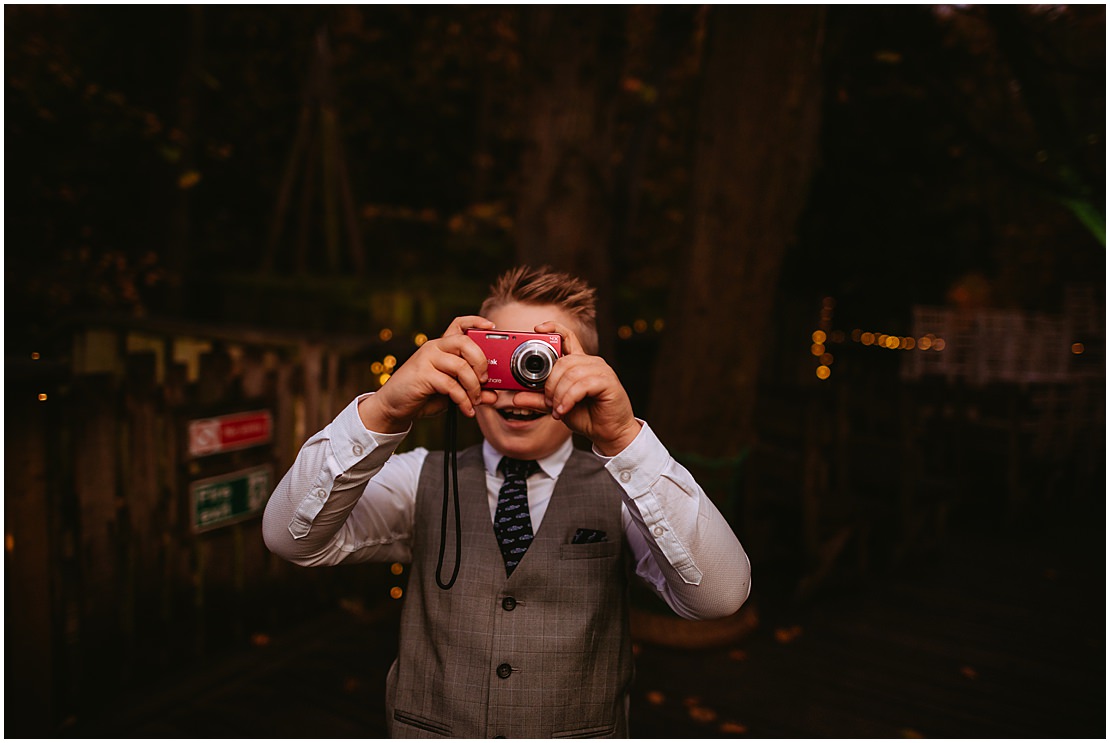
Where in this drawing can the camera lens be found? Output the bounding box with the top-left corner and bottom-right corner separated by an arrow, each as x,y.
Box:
510,340 -> 559,389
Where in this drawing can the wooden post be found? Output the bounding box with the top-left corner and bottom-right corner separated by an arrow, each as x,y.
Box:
4,390 -> 56,732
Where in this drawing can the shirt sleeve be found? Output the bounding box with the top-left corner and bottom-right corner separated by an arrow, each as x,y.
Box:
599,421 -> 752,620
261,394 -> 426,567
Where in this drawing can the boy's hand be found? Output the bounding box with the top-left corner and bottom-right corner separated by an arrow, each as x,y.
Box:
514,320 -> 642,456
358,316 -> 498,433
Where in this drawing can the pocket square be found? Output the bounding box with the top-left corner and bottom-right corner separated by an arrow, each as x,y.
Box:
572,528 -> 607,544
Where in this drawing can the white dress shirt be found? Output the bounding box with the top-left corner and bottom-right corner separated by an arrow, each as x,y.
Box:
262,394 -> 751,620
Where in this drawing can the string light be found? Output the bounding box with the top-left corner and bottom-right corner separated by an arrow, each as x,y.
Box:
1071,343 -> 1084,355
389,587 -> 403,599
38,393 -> 48,402
379,328 -> 393,342
390,562 -> 404,575
31,352 -> 40,360
414,333 -> 428,347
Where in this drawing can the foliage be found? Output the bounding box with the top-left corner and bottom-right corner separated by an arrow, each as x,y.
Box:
5,5 -> 1103,351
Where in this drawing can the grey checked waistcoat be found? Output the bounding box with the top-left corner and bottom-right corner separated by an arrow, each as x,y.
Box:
386,444 -> 634,738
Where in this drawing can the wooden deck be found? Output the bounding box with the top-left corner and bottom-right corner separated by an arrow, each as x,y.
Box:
58,510 -> 1104,739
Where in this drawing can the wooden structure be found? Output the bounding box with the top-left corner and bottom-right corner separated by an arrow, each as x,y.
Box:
5,316 -> 438,734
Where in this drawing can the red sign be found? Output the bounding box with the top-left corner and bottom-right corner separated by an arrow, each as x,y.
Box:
188,410 -> 273,458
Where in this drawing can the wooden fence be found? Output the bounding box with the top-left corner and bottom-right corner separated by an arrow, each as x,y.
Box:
5,317 -> 446,735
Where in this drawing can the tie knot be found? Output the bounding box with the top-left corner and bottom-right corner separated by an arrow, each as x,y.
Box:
499,457 -> 540,480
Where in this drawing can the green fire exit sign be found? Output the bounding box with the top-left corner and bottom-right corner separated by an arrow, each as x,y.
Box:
190,464 -> 272,532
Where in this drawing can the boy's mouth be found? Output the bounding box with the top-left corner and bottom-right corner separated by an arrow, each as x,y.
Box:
497,407 -> 546,423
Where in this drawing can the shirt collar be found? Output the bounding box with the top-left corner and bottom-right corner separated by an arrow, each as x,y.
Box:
482,436 -> 574,480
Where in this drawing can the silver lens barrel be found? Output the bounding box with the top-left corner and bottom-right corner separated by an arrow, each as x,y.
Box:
510,340 -> 559,388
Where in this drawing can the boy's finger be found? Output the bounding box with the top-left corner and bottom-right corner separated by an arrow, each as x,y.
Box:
443,315 -> 495,337
534,320 -> 584,355
510,391 -> 550,413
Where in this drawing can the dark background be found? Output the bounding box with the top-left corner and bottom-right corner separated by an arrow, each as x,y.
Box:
5,4 -> 1105,738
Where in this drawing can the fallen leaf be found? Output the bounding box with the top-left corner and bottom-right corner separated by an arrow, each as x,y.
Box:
688,706 -> 718,723
177,170 -> 202,190
774,625 -> 804,644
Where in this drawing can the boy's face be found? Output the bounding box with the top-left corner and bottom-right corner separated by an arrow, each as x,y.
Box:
475,301 -> 578,461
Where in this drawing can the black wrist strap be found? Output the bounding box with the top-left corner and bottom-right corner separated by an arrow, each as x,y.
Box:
435,404 -> 461,590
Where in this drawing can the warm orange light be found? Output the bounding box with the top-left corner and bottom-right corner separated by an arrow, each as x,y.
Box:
653,318 -> 665,332
390,562 -> 404,575
861,332 -> 875,346
379,373 -> 391,386
37,393 -> 48,401
390,587 -> 403,599
618,325 -> 632,339
379,328 -> 394,342
811,330 -> 827,344
634,319 -> 648,333
414,333 -> 428,346
383,355 -> 397,369
919,337 -> 932,350
851,329 -> 862,342
903,337 -> 916,350
31,352 -> 40,360
1071,342 -> 1085,355
822,297 -> 836,310
819,353 -> 833,365
933,339 -> 946,351
885,336 -> 900,349
371,361 -> 384,374
811,343 -> 825,356
816,365 -> 831,380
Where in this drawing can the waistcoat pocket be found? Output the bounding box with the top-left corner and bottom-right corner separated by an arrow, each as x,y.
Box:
552,722 -> 617,738
393,709 -> 452,737
559,541 -> 620,560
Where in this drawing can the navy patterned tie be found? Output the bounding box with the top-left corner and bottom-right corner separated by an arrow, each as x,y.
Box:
494,457 -> 540,576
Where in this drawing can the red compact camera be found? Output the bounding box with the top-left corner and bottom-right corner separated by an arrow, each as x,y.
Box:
465,329 -> 563,391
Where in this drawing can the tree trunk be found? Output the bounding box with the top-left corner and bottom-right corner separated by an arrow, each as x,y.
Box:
514,7 -> 626,355
647,6 -> 825,459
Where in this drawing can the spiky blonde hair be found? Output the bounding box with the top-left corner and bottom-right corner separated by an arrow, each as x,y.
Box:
480,265 -> 599,354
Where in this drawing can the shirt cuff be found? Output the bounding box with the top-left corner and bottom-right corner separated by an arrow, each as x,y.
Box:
327,393 -> 411,473
595,419 -> 668,495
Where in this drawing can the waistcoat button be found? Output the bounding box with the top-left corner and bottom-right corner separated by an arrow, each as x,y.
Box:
502,596 -> 517,611
496,663 -> 513,679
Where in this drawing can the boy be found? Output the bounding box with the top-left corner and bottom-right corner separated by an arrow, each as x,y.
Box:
263,265 -> 751,738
